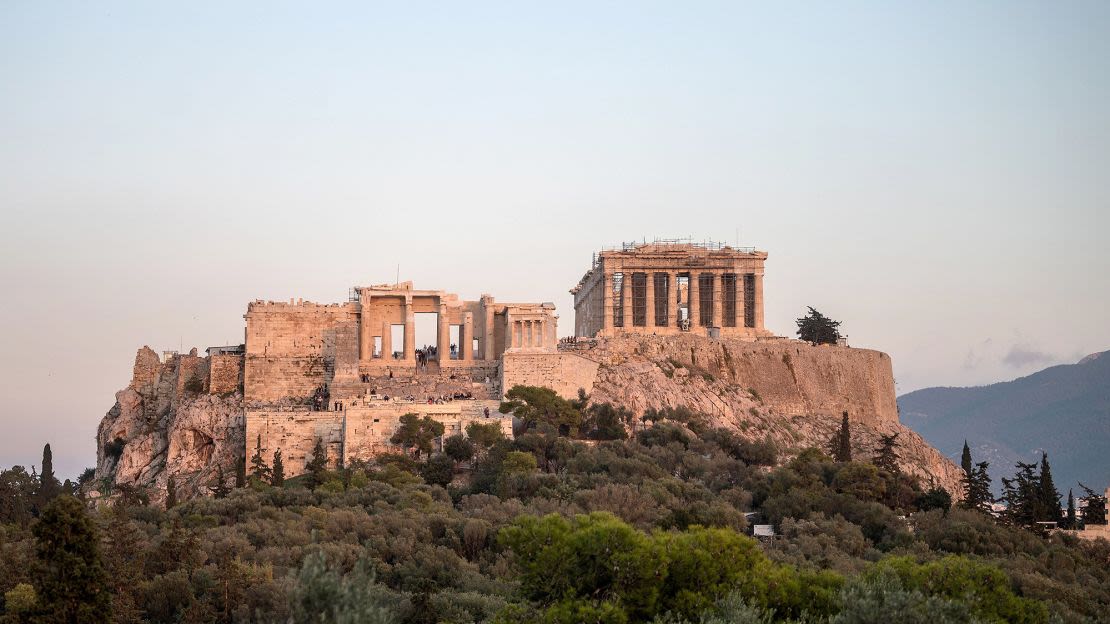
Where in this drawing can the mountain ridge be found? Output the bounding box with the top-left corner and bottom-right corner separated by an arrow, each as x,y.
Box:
899,349 -> 1110,494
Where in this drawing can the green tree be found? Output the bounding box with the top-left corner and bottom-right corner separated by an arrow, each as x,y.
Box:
582,403 -> 630,441
234,456 -> 246,489
32,495 -> 111,623
465,421 -> 505,458
1079,482 -> 1107,525
916,487 -> 952,514
165,476 -> 176,509
795,306 -> 842,345
1065,488 -> 1077,529
420,454 -> 455,488
1038,452 -> 1060,523
829,412 -> 852,462
390,414 -> 445,459
443,434 -> 475,465
959,461 -> 993,514
499,385 -> 583,436
271,449 -> 285,487
872,433 -> 900,474
208,465 -> 231,499
306,439 -> 329,488
249,434 -> 272,482
287,551 -> 399,623
38,443 -> 60,506
960,441 -> 972,478
1000,462 -> 1043,527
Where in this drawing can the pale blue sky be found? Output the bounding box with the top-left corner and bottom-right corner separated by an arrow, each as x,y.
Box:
2,2 -> 1108,478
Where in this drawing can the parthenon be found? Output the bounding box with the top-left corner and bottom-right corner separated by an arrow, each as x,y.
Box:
570,240 -> 771,339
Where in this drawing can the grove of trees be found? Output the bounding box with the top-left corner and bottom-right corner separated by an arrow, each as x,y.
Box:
1,390 -> 1108,623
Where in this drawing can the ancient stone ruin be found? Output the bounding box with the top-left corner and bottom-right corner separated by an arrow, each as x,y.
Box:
571,240 -> 772,339
95,239 -> 965,499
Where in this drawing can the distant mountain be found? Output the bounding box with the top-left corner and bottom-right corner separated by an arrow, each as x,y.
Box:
898,351 -> 1110,496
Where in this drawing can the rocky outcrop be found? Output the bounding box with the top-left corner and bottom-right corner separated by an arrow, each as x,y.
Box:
94,347 -> 244,502
574,335 -> 964,496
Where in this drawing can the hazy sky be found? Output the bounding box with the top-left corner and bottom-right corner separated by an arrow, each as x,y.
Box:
2,2 -> 1108,478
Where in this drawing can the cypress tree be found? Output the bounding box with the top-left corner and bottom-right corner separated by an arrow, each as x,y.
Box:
306,439 -> 328,488
249,434 -> 272,482
165,476 -> 177,509
235,457 -> 246,489
33,495 -> 112,622
1038,452 -> 1061,522
960,440 -> 973,477
271,449 -> 285,487
1066,489 -> 1077,529
829,412 -> 852,462
40,443 -> 60,502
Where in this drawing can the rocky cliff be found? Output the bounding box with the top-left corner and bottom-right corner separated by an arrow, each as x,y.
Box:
95,337 -> 963,502
574,335 -> 964,496
94,347 -> 244,502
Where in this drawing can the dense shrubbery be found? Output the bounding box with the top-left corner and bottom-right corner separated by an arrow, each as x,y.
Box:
3,397 -> 1109,622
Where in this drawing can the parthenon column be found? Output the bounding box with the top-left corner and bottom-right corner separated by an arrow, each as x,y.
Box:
402,296 -> 415,361
688,273 -> 699,327
711,272 -> 723,328
754,273 -> 765,330
601,272 -> 613,334
461,312 -> 473,361
621,272 -> 633,329
645,272 -> 655,328
505,314 -> 514,350
667,272 -> 677,328
736,274 -> 747,328
358,291 -> 372,361
437,302 -> 450,360
381,320 -> 391,358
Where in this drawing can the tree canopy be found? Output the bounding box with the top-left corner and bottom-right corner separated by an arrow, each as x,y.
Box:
795,307 -> 843,345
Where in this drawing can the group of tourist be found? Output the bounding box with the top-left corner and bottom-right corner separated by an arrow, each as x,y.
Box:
426,391 -> 474,404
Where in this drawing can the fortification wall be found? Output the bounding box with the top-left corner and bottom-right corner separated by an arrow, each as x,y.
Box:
208,354 -> 244,394
246,400 -> 510,478
244,301 -> 359,403
501,352 -> 600,400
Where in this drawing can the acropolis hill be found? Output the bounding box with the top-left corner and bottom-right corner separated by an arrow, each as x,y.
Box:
94,240 -> 964,499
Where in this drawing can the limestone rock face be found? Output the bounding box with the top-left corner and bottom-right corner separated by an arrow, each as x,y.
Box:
94,347 -> 244,502
576,335 -> 964,496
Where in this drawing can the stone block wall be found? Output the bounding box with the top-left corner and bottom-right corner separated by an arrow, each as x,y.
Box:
208,354 -> 244,395
244,301 -> 359,404
245,409 -> 345,475
501,352 -> 601,400
245,357 -> 326,405
245,400 -> 511,479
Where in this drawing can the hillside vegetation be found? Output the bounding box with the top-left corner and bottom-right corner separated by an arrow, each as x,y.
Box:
2,399 -> 1109,622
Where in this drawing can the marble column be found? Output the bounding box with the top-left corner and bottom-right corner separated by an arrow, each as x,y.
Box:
381,320 -> 391,359
358,291 -> 372,362
601,272 -> 613,332
754,273 -> 765,330
437,302 -> 450,360
688,273 -> 700,327
621,272 -> 633,329
505,314 -> 514,350
736,274 -> 748,328
645,272 -> 655,328
667,272 -> 678,328
461,312 -> 473,361
402,297 -> 415,361
711,272 -> 723,328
